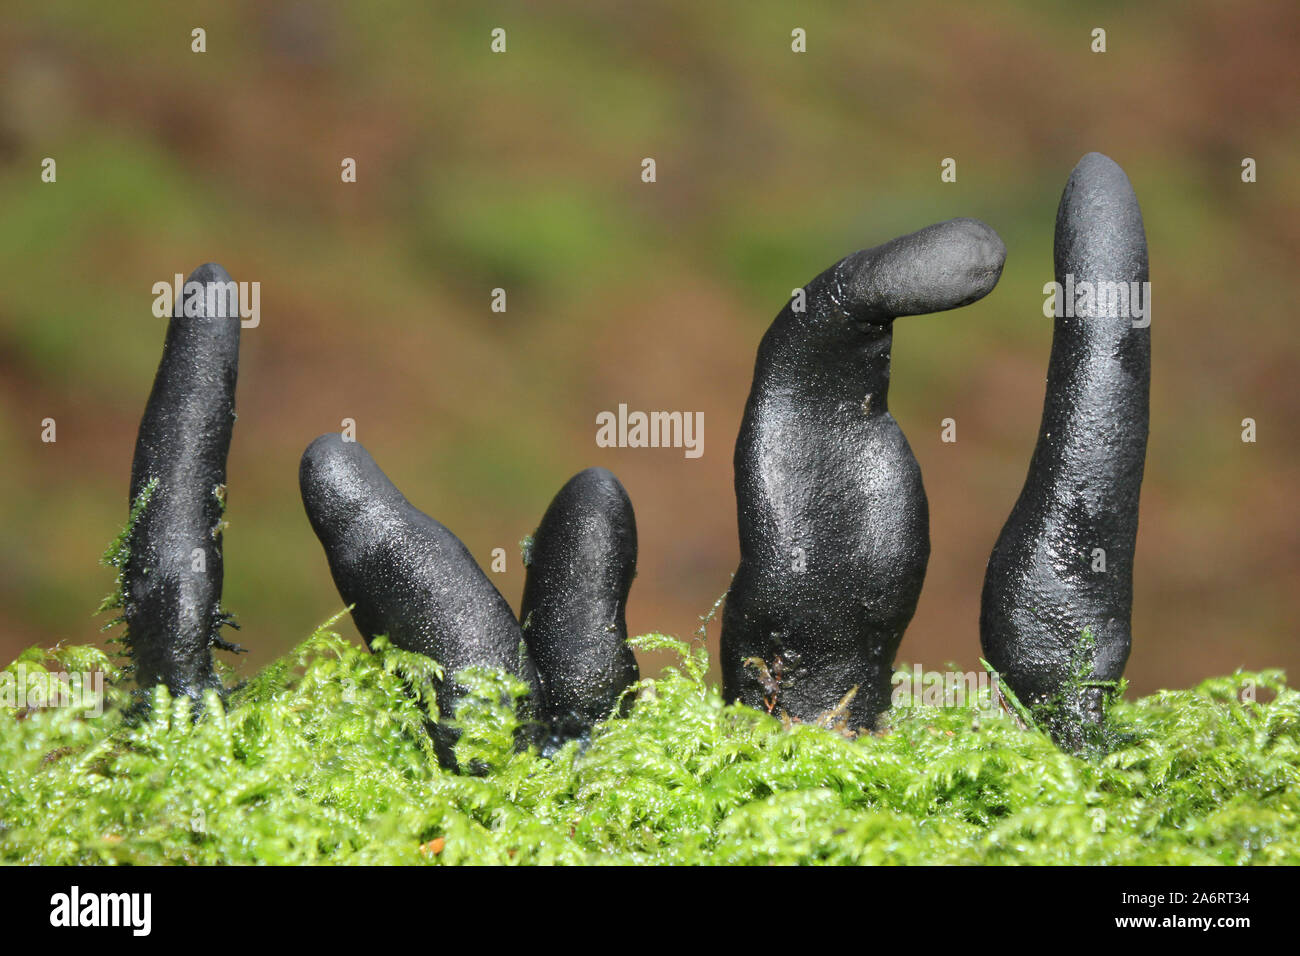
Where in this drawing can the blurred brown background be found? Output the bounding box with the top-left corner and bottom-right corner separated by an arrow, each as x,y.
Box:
1,1 -> 1296,696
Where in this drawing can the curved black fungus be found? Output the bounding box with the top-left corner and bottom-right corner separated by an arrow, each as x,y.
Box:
520,467 -> 639,746
722,219 -> 1007,729
981,153 -> 1149,750
123,263 -> 242,701
298,433 -> 542,767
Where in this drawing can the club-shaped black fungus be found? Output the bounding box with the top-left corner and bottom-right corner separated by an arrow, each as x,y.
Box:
299,433 -> 542,767
123,263 -> 242,701
722,219 -> 1006,729
520,467 -> 639,744
981,153 -> 1149,749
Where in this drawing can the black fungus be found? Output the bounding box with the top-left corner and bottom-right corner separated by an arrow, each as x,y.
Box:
520,467 -> 639,744
123,263 -> 242,701
981,153 -> 1149,749
299,433 -> 542,767
722,219 -> 1007,729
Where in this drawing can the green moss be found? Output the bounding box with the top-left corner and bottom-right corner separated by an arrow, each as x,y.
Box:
95,477 -> 156,622
981,628 -> 1130,756
1,623 -> 1297,865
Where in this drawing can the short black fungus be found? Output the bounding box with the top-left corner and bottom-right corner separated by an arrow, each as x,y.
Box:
299,433 -> 542,767
520,467 -> 639,743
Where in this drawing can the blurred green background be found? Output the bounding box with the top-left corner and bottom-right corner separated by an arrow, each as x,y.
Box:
2,1 -> 1296,696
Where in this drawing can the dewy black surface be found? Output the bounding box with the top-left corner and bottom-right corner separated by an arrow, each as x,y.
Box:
520,467 -> 639,741
981,153 -> 1150,749
299,433 -> 542,767
123,263 -> 241,701
722,219 -> 1007,728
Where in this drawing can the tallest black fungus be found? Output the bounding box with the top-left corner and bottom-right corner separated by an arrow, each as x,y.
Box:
122,263 -> 243,701
722,219 -> 1007,729
981,153 -> 1150,750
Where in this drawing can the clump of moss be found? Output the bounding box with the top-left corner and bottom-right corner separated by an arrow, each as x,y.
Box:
95,477 -> 157,625
1,620 -> 1297,865
982,627 -> 1129,757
